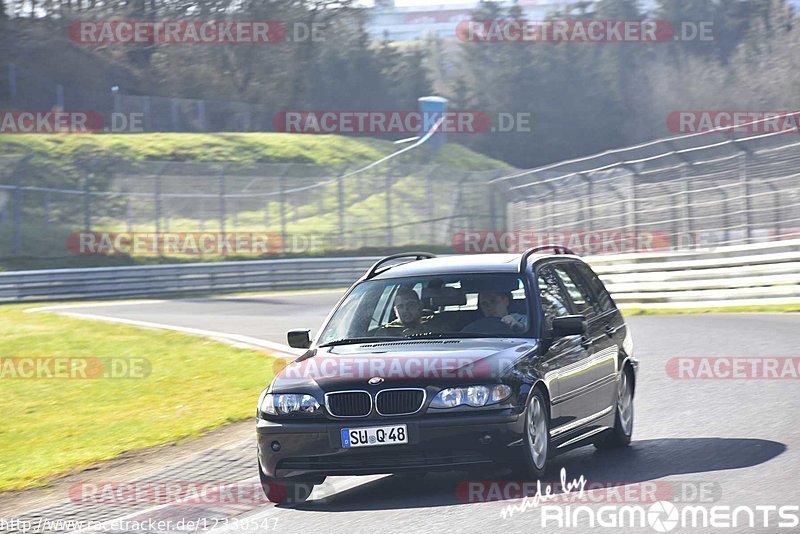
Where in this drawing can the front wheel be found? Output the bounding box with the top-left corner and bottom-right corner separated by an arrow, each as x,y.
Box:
258,460 -> 314,504
595,367 -> 634,449
519,388 -> 550,479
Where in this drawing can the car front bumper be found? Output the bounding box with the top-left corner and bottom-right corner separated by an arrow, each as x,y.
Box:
257,410 -> 524,480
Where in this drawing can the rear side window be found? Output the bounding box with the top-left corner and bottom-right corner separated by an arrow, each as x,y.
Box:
536,266 -> 571,330
575,263 -> 615,312
553,264 -> 600,320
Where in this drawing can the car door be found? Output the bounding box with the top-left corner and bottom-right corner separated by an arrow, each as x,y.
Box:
535,264 -> 596,430
574,262 -> 626,412
556,262 -> 619,416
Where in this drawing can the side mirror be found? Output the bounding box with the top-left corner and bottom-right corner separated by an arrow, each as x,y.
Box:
552,315 -> 586,338
287,329 -> 312,349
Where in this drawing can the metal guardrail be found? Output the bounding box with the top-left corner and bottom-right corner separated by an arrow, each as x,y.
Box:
0,257 -> 381,302
0,241 -> 798,306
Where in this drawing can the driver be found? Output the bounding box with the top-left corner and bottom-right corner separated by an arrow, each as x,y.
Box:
378,287 -> 439,336
461,291 -> 528,334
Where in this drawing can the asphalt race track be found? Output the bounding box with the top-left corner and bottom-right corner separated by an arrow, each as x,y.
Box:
6,292 -> 800,534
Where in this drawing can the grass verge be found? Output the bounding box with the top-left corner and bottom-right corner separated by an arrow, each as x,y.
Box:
621,303 -> 800,315
0,305 -> 276,492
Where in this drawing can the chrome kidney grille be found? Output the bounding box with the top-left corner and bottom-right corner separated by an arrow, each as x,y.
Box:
325,389 -> 426,417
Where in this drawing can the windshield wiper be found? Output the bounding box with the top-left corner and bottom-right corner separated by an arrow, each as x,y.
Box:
406,332 -> 507,340
319,336 -> 405,348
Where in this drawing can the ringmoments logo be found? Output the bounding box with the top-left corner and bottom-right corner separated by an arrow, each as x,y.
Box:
539,502 -> 800,531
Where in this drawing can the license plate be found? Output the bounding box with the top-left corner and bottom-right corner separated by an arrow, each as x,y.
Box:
341,424 -> 408,448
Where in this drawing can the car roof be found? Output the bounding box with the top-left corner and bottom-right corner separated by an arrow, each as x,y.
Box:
370,253 -> 581,280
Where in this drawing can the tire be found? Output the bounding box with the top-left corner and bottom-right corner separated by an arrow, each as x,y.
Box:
595,366 -> 634,449
258,460 -> 314,504
519,388 -> 550,479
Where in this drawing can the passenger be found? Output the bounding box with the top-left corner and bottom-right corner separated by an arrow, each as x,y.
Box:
462,291 -> 528,334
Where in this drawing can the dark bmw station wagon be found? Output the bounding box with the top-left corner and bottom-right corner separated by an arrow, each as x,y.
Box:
256,247 -> 638,503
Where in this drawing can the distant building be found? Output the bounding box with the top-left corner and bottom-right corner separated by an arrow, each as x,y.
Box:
367,0 -> 583,41
367,0 -> 800,42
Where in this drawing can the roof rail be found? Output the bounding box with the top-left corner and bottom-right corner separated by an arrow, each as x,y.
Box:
518,246 -> 576,273
363,252 -> 437,280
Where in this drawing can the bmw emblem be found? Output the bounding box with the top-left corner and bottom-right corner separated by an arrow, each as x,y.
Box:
368,377 -> 384,385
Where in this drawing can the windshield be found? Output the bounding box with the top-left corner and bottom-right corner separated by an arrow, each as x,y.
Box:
317,274 -> 532,346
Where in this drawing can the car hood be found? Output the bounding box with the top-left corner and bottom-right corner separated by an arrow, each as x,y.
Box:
271,338 -> 539,392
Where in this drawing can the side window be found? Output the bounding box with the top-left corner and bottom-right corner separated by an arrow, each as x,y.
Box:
555,264 -> 601,320
575,264 -> 615,312
369,285 -> 398,330
537,266 -> 571,330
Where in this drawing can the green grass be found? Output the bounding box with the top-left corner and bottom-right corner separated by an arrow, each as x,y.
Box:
0,133 -> 508,271
0,305 -> 276,492
0,132 -> 506,169
621,303 -> 800,315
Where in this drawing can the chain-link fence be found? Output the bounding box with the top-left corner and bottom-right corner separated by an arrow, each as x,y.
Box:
1,63 -> 276,133
492,120 -> 800,253
0,156 -> 505,262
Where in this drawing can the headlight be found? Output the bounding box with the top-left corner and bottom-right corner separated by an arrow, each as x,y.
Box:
430,384 -> 512,409
259,393 -> 320,415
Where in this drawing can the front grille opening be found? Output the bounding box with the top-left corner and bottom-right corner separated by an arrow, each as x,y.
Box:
326,391 -> 371,417
376,389 -> 424,415
277,450 -> 489,471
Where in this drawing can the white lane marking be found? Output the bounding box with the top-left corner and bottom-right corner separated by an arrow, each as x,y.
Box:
54,311 -> 304,357
204,475 -> 390,534
25,289 -> 345,314
25,300 -> 167,313
66,477 -> 260,534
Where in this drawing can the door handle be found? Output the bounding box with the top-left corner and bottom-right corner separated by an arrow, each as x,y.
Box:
604,325 -> 618,336
580,337 -> 592,349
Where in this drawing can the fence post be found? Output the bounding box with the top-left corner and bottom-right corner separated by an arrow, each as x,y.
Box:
583,174 -> 594,233
83,174 -> 92,233
337,174 -> 345,248
427,169 -> 435,244
489,183 -> 497,233
219,169 -> 226,237
143,96 -> 151,131
125,192 -> 132,233
385,171 -> 393,247
170,99 -> 180,131
8,64 -> 16,102
197,100 -> 207,132
154,172 -> 162,248
740,152 -> 752,243
279,174 -> 287,247
625,169 -> 637,252
11,155 -> 31,256
43,191 -> 50,226
680,166 -> 692,249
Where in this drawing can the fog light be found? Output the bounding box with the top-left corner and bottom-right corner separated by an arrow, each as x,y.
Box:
271,441 -> 281,452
